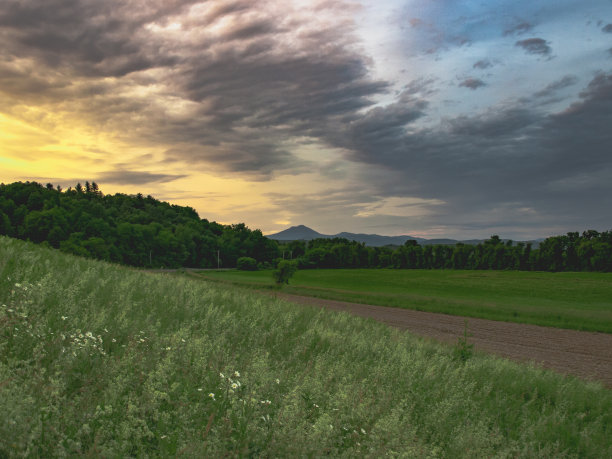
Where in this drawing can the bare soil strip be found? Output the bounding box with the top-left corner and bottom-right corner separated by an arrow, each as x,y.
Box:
274,292 -> 612,388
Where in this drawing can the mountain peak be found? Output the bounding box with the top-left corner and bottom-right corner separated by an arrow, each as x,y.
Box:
267,225 -> 324,240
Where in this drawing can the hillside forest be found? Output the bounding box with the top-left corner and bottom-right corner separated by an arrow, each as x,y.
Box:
0,181 -> 611,271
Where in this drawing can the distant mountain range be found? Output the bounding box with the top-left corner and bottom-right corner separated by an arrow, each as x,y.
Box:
266,225 -> 542,247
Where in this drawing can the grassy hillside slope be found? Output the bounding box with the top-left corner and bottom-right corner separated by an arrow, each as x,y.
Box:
199,269 -> 612,333
1,236 -> 611,457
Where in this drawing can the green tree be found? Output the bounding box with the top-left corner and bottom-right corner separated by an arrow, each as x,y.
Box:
237,257 -> 258,271
273,260 -> 298,285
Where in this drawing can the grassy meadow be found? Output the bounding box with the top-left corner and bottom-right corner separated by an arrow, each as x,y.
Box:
197,268 -> 612,333
1,235 -> 611,457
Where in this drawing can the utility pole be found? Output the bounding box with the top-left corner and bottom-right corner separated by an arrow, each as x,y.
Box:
217,250 -> 220,269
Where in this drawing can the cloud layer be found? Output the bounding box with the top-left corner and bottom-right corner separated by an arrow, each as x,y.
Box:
1,0 -> 611,238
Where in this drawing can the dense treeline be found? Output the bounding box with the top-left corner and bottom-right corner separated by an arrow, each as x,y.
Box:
1,181 -> 610,271
0,181 -> 278,268
281,232 -> 612,272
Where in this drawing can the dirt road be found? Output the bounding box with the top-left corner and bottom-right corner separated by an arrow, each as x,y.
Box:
274,292 -> 612,388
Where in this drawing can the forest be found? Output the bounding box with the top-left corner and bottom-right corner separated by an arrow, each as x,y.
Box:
281,232 -> 612,272
1,181 -> 611,271
0,181 -> 278,268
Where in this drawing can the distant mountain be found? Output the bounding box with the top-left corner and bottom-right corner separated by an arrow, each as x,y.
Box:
268,225 -> 425,247
268,225 -> 325,241
267,225 -> 543,248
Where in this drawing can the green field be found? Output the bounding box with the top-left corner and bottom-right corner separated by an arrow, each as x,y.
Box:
1,236 -> 612,457
197,269 -> 612,333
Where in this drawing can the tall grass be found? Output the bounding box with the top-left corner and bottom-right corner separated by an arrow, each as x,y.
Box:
1,236 -> 611,457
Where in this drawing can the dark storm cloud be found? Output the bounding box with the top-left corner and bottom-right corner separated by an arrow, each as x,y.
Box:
96,170 -> 187,185
317,90 -> 428,167
515,38 -> 552,56
316,72 -> 612,234
0,0 -> 195,77
459,78 -> 486,90
542,73 -> 612,172
0,0 -> 388,178
447,107 -> 537,138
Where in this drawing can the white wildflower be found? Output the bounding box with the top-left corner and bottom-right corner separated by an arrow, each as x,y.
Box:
275,379 -> 280,384
231,383 -> 238,389
197,388 -> 203,392
233,371 -> 240,377
61,316 -> 68,320
209,393 -> 215,399
219,372 -> 224,379
361,428 -> 366,434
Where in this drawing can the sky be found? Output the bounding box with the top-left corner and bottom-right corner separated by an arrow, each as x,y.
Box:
1,0 -> 611,240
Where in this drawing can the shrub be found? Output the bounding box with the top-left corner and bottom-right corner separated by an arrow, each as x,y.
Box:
237,256 -> 258,271
272,260 -> 298,285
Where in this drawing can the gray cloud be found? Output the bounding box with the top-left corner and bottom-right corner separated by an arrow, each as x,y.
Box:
533,75 -> 578,99
603,24 -> 612,33
317,72 -> 612,236
459,78 -> 486,90
515,38 -> 552,56
96,170 -> 187,185
447,107 -> 537,138
400,12 -> 471,57
473,59 -> 493,70
0,0 -> 194,77
503,21 -> 534,36
0,0 -> 388,178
